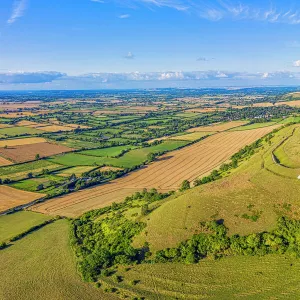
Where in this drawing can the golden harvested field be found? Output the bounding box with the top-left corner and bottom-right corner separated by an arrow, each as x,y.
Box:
0,124 -> 12,128
17,120 -> 40,127
122,105 -> 159,112
0,112 -> 36,118
63,123 -> 90,129
169,132 -> 213,141
253,102 -> 274,107
99,166 -> 124,172
187,107 -> 227,113
0,137 -> 47,147
37,125 -> 75,132
277,100 -> 300,107
0,185 -> 45,213
0,102 -> 39,109
0,142 -> 73,163
187,121 -> 248,132
0,156 -> 12,166
31,125 -> 279,217
56,166 -> 96,177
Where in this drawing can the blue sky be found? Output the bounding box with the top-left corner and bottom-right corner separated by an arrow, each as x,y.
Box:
1,0 -> 300,89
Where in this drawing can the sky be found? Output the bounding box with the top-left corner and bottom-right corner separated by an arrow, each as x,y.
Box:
1,0 -> 300,89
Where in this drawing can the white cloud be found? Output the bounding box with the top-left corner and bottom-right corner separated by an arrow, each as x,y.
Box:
119,14 -> 130,18
7,0 -> 27,24
74,70 -> 300,82
293,60 -> 300,67
2,70 -> 300,85
0,71 -> 65,84
124,52 -> 135,59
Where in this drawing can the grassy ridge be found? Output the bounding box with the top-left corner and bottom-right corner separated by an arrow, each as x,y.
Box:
0,220 -> 116,300
108,255 -> 300,299
273,127 -> 300,168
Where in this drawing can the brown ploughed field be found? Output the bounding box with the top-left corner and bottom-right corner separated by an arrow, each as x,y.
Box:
0,142 -> 73,163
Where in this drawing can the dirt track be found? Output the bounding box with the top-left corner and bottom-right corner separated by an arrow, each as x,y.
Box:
31,125 -> 279,217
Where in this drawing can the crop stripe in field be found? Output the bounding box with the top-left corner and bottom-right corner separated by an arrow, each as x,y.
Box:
121,128 -> 262,186
112,132 -> 231,187
135,128 -> 270,188
32,187 -> 133,213
31,126 -> 279,217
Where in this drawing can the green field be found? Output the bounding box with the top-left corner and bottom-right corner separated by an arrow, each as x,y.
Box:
229,122 -> 278,131
81,145 -> 136,158
0,220 -> 115,300
0,160 -> 58,177
0,211 -> 52,243
280,116 -> 300,124
49,140 -> 189,168
11,175 -> 65,192
59,139 -> 102,149
0,126 -> 43,137
55,166 -> 97,177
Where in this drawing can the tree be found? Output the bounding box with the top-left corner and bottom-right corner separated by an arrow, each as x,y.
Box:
141,204 -> 149,216
180,180 -> 190,192
27,172 -> 33,178
36,184 -> 44,191
35,153 -> 40,160
147,152 -> 156,162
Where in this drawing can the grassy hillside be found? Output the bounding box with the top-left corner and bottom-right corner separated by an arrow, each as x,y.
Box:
0,211 -> 52,243
0,220 -> 117,300
133,124 -> 300,250
104,255 -> 300,299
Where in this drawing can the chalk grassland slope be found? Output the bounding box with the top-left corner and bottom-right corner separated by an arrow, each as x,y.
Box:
0,220 -> 117,300
0,142 -> 73,163
31,125 -> 279,217
104,256 -> 300,299
0,156 -> 12,166
0,185 -> 45,213
133,125 -> 300,251
0,211 -> 52,243
273,126 -> 300,168
187,121 -> 247,132
0,137 -> 47,147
